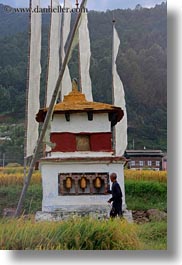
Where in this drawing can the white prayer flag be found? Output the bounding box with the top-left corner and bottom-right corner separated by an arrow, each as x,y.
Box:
26,0 -> 42,157
44,0 -> 61,152
112,25 -> 128,156
60,0 -> 72,100
79,10 -> 93,101
67,0 -> 93,101
46,0 -> 61,107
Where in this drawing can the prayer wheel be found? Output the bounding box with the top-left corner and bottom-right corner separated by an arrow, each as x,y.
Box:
80,177 -> 87,189
95,177 -> 101,189
65,177 -> 72,189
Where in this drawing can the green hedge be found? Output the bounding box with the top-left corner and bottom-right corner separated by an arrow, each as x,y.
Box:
125,180 -> 167,211
0,185 -> 42,216
0,180 -> 167,216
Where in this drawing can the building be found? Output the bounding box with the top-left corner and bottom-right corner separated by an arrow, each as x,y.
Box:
35,83 -> 126,219
125,150 -> 164,171
162,155 -> 167,171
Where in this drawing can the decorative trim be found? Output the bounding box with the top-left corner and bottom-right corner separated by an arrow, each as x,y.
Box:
40,156 -> 126,163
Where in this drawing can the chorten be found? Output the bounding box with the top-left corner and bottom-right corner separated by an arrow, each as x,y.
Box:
35,82 -> 126,220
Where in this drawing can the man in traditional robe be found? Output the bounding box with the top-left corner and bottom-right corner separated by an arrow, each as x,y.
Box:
108,173 -> 123,217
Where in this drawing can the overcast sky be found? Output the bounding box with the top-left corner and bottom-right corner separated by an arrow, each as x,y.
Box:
1,0 -> 165,10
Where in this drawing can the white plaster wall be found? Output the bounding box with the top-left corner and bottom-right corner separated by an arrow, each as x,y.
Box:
50,151 -> 114,158
51,113 -> 111,133
40,160 -> 126,212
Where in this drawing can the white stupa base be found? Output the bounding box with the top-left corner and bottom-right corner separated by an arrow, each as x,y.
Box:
35,206 -> 132,223
35,204 -> 110,221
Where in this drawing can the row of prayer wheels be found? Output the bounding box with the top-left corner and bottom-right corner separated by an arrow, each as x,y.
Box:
65,176 -> 102,190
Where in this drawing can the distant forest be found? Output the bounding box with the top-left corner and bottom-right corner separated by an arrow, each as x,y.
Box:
0,3 -> 167,165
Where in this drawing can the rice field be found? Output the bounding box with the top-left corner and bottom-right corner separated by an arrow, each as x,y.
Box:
0,167 -> 167,250
0,217 -> 144,250
0,167 -> 167,186
0,167 -> 41,186
124,169 -> 167,183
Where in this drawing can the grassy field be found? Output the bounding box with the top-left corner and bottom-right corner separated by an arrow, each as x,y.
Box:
0,217 -> 142,250
0,167 -> 167,250
0,167 -> 167,215
0,180 -> 167,216
125,180 -> 167,210
0,216 -> 167,250
124,169 -> 167,183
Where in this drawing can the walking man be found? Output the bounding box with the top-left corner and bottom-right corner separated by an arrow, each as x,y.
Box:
108,173 -> 123,217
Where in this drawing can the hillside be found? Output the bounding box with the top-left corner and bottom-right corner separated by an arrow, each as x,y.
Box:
0,3 -> 167,165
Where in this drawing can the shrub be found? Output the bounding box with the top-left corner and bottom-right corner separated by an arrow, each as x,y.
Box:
6,163 -> 22,168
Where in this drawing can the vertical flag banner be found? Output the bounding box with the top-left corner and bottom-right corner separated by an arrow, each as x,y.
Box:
112,24 -> 128,156
26,0 -> 42,157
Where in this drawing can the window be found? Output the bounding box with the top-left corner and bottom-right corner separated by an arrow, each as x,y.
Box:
131,160 -> 135,166
156,161 -> 160,167
139,161 -> 144,167
148,161 -> 152,166
76,135 -> 90,151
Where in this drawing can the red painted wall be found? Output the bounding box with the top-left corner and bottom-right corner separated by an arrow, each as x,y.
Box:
50,132 -> 112,152
51,133 -> 76,152
90,133 -> 112,152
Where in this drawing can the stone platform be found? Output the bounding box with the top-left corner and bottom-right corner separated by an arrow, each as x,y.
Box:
35,205 -> 133,223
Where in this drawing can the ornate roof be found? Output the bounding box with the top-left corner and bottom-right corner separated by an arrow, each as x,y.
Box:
36,83 -> 124,125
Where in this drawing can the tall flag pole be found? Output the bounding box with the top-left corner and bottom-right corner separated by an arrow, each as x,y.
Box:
15,0 -> 88,217
112,16 -> 128,156
23,0 -> 32,178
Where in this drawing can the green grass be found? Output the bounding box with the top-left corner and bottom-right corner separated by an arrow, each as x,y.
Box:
125,180 -> 167,211
0,180 -> 167,216
137,221 -> 167,250
0,217 -> 167,250
0,185 -> 42,216
0,180 -> 167,250
0,217 -> 142,250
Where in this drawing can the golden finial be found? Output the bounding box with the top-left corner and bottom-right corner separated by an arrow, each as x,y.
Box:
72,78 -> 78,92
76,0 -> 79,8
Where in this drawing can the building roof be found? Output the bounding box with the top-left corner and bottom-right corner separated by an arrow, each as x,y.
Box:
125,150 -> 164,157
36,84 -> 124,125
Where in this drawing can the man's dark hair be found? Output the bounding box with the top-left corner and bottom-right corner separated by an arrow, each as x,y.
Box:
110,173 -> 117,179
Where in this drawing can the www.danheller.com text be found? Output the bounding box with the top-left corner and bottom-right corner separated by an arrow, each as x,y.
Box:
4,5 -> 88,14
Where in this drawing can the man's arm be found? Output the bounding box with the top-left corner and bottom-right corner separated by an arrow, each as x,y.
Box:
108,183 -> 122,203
